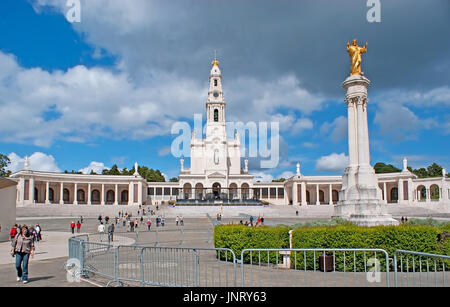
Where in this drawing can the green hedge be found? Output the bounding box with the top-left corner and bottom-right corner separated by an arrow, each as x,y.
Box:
214,225 -> 289,263
290,225 -> 443,271
214,223 -> 450,270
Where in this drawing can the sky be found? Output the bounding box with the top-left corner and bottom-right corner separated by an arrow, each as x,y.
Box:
0,0 -> 449,182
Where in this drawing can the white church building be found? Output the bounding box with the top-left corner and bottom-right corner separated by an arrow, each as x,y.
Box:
9,58 -> 450,210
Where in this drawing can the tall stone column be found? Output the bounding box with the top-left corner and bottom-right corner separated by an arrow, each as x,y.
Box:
398,179 -> 404,203
87,183 -> 91,205
114,184 -> 118,205
128,182 -> 134,205
29,177 -> 35,204
316,184 -> 320,205
60,182 -> 64,204
383,182 -> 387,204
74,183 -> 78,205
292,183 -> 298,205
101,184 -> 105,205
334,74 -> 398,226
138,181 -> 143,205
301,183 -> 307,206
45,181 -> 50,204
329,184 -> 333,205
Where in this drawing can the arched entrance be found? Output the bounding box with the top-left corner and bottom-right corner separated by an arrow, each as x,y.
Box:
332,190 -> 339,203
229,183 -> 238,199
106,190 -> 115,204
48,188 -> 54,203
390,187 -> 398,203
121,190 -> 129,203
183,183 -> 192,199
195,183 -> 204,200
212,182 -> 221,199
319,190 -> 325,204
430,184 -> 440,201
77,189 -> 86,203
417,185 -> 426,201
91,189 -> 100,204
241,183 -> 250,200
63,188 -> 70,202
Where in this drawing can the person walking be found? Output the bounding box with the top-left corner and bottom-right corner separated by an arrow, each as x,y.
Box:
98,215 -> 102,224
161,217 -> 165,227
10,224 -> 18,241
180,216 -> 184,226
176,216 -> 179,226
98,222 -> 105,233
36,224 -> 42,241
11,225 -> 35,284
70,221 -> 75,234
108,223 -> 115,243
76,221 -> 81,233
147,219 -> 152,231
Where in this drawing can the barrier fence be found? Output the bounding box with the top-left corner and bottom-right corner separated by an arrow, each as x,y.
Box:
394,250 -> 450,287
68,234 -> 450,287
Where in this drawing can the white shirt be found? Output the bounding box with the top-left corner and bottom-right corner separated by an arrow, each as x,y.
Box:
98,224 -> 105,233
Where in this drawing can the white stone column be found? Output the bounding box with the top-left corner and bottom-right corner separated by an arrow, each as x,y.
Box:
30,177 -> 35,203
114,184 -> 118,205
398,179 -> 404,204
292,183 -> 298,205
426,187 -> 431,202
346,99 -> 358,167
329,184 -> 333,205
301,183 -> 307,206
101,184 -> 105,205
60,182 -> 64,204
316,184 -> 320,205
138,181 -> 143,205
87,183 -> 91,205
383,182 -> 387,204
45,181 -> 50,204
74,183 -> 78,205
128,182 -> 134,205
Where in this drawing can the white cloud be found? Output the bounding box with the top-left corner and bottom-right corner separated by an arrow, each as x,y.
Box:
157,146 -> 172,157
320,116 -> 347,142
7,152 -> 60,173
315,153 -> 348,173
79,161 -> 107,174
252,172 -> 274,183
374,104 -> 437,140
278,171 -> 294,180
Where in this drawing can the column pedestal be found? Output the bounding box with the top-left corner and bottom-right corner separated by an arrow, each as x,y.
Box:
334,75 -> 398,226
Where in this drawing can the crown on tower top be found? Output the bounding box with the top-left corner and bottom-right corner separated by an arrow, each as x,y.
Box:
211,58 -> 219,67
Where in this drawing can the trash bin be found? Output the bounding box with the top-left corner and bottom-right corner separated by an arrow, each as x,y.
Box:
319,254 -> 334,272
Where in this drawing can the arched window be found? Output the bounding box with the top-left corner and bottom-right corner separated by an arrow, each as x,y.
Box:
63,188 -> 70,202
430,185 -> 440,200
390,187 -> 398,202
183,183 -> 192,199
229,183 -> 238,199
106,190 -> 115,203
121,190 -> 129,203
77,189 -> 85,202
214,109 -> 219,122
332,190 -> 339,203
48,188 -> 54,202
195,183 -> 203,200
319,190 -> 325,204
241,183 -> 250,200
91,189 -> 100,203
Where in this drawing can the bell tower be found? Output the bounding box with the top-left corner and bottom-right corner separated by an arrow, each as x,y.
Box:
206,56 -> 226,141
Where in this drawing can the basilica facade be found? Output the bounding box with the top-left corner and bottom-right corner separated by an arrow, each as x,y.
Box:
9,58 -> 450,209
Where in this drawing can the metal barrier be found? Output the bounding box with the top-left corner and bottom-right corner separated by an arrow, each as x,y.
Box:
240,248 -> 390,287
394,250 -> 450,287
69,233 -> 450,287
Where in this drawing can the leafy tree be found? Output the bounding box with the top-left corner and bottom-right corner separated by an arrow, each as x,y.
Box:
0,154 -> 11,177
373,162 -> 401,174
272,178 -> 285,182
426,163 -> 443,178
169,177 -> 179,182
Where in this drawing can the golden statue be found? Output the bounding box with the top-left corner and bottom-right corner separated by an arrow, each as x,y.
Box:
346,39 -> 368,76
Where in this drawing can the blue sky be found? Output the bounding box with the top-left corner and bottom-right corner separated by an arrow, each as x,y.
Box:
1,0 -> 449,181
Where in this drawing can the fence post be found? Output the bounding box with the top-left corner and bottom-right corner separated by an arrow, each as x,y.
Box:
140,247 -> 145,286
393,252 -> 398,287
193,249 -> 199,287
80,241 -> 86,277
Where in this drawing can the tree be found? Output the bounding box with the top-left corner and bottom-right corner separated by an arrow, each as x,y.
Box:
373,162 -> 401,174
272,178 -> 285,182
169,177 -> 179,182
426,163 -> 443,178
0,154 -> 11,177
